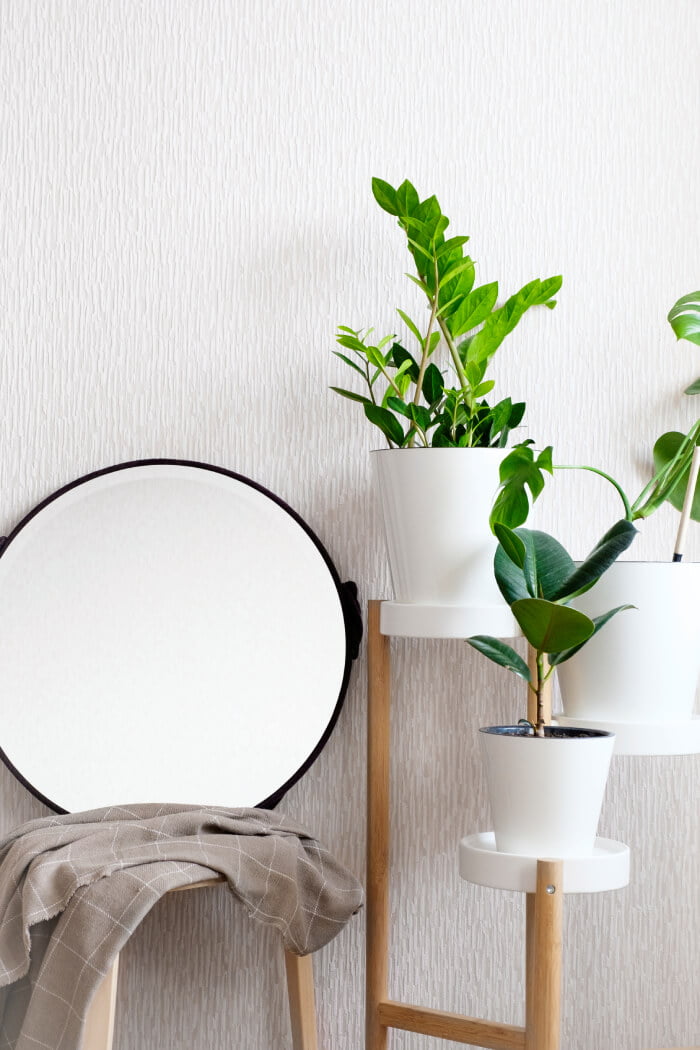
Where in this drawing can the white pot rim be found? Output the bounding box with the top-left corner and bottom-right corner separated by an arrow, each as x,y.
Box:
479,725 -> 614,739
369,446 -> 508,456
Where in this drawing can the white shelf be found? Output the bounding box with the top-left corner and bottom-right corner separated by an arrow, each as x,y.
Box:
459,833 -> 630,894
555,715 -> 700,756
379,601 -> 517,639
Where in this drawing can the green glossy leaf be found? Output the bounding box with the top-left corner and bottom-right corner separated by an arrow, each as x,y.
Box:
512,599 -> 595,653
396,309 -> 424,346
363,403 -> 405,446
422,363 -> 444,404
668,291 -> 700,346
684,377 -> 700,395
390,343 -> 420,382
493,523 -> 526,568
652,430 -> 700,519
466,636 -> 531,681
396,179 -> 420,217
528,529 -> 576,600
450,283 -> 499,338
489,444 -> 554,531
551,519 -> 638,602
371,177 -> 399,216
494,543 -> 530,603
329,386 -> 372,405
436,235 -> 470,258
332,351 -> 367,376
549,605 -> 635,666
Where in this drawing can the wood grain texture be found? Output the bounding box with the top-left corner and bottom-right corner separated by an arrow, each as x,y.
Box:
0,2 -> 698,1048
377,1000 -> 525,1049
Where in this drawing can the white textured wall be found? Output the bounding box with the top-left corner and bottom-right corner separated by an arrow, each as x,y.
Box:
1,2 -> 699,1047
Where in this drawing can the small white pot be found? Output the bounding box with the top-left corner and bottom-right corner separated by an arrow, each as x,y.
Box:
479,725 -> 615,857
372,447 -> 507,607
557,561 -> 700,723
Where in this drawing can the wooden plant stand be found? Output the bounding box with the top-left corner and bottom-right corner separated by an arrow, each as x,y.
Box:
81,878 -> 318,1050
366,600 -> 631,1050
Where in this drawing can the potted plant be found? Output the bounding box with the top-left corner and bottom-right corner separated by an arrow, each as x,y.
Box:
467,518 -> 636,857
555,292 -> 700,751
333,178 -> 560,625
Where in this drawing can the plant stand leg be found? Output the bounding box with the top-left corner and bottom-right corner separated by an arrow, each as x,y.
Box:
81,954 -> 119,1050
284,950 -> 318,1050
366,600 -> 391,1050
525,860 -> 563,1050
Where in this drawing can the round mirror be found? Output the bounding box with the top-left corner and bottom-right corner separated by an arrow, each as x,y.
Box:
0,460 -> 358,813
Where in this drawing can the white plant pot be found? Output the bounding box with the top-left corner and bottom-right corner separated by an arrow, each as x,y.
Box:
556,561 -> 700,724
372,447 -> 507,607
479,725 -> 615,858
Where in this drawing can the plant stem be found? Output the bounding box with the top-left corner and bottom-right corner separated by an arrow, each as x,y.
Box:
536,653 -> 546,737
555,464 -> 633,520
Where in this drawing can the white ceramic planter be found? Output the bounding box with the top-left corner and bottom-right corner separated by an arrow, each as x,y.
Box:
556,561 -> 700,725
372,447 -> 507,607
479,725 -> 615,858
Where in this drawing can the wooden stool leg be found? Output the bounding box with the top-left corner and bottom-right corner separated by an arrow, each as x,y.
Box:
366,601 -> 391,1050
284,950 -> 318,1050
81,954 -> 119,1050
525,860 -> 563,1050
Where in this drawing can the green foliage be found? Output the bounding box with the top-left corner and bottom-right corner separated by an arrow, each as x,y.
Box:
490,443 -> 553,531
559,293 -> 700,525
467,521 -> 636,732
333,178 -> 562,522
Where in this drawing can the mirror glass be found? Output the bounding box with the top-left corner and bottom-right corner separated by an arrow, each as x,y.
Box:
0,461 -> 353,812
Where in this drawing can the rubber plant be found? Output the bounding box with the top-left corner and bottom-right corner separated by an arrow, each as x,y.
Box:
467,519 -> 637,735
332,177 -> 560,527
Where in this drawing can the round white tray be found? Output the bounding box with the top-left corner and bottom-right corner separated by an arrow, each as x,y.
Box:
459,833 -> 630,894
380,601 -> 517,639
555,715 -> 700,756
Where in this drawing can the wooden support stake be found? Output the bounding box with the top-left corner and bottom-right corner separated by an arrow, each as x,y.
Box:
525,860 -> 563,1050
366,600 -> 391,1050
284,951 -> 318,1050
527,647 -> 552,727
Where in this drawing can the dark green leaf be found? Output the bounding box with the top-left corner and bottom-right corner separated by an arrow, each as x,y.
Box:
422,363 -> 444,404
551,519 -> 638,602
332,351 -> 367,376
390,342 -> 420,382
371,177 -> 399,216
529,530 -> 576,600
684,377 -> 700,395
489,444 -> 553,531
494,543 -> 530,603
512,599 -> 595,653
466,636 -> 531,681
549,605 -> 635,666
493,523 -> 526,568
652,429 -> 700,520
363,403 -> 405,446
329,386 -> 372,405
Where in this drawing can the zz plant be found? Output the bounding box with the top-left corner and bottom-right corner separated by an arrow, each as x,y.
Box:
333,177 -> 561,456
467,519 -> 637,736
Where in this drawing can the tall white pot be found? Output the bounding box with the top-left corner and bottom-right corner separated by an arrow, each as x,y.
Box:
557,561 -> 700,725
480,725 -> 615,857
372,447 -> 507,607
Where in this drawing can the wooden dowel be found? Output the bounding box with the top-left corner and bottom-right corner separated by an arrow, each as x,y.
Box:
284,951 -> 318,1050
525,860 -> 563,1050
377,1000 -> 525,1049
366,601 -> 391,1050
526,647 -> 552,726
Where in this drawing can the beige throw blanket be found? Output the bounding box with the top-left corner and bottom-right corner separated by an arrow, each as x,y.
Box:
0,804 -> 363,1050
